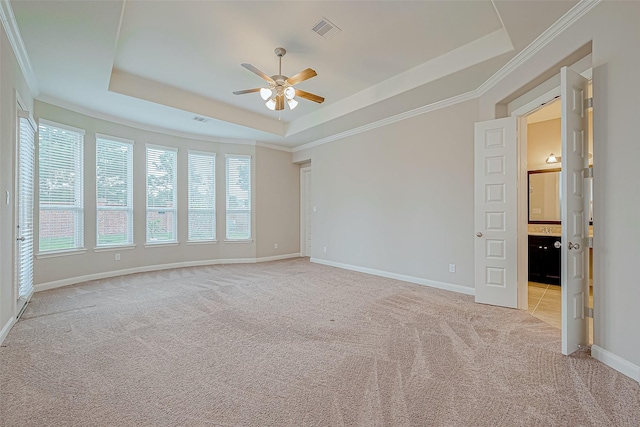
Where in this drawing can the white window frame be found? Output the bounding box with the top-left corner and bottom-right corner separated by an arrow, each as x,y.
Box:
188,150 -> 216,242
38,119 -> 85,254
225,154 -> 252,242
146,144 -> 178,245
96,134 -> 134,248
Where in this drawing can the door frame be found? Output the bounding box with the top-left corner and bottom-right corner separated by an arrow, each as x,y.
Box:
13,92 -> 36,318
509,66 -> 593,349
299,166 -> 311,257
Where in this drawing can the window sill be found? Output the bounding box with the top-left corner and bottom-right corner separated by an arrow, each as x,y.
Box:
224,239 -> 253,244
36,248 -> 88,259
94,245 -> 136,253
186,240 -> 218,245
144,242 -> 180,249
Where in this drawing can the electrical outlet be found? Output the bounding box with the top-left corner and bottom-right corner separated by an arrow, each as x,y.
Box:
274,243 -> 278,249
449,264 -> 456,273
115,253 -> 121,261
323,246 -> 327,253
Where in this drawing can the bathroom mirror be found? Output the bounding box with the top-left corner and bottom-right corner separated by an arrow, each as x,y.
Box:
528,168 -> 593,224
528,169 -> 561,223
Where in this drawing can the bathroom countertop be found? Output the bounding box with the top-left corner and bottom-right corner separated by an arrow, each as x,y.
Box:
528,232 -> 594,238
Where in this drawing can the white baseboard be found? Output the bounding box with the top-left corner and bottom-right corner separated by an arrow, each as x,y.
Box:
591,345 -> 640,383
310,258 -> 475,296
0,317 -> 17,346
35,253 -> 301,292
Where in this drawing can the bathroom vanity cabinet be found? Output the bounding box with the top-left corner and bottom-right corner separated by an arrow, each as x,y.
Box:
528,235 -> 561,285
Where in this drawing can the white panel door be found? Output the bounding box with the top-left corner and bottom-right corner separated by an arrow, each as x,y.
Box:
561,67 -> 590,355
305,170 -> 312,256
300,167 -> 312,257
16,112 -> 36,313
474,117 -> 518,308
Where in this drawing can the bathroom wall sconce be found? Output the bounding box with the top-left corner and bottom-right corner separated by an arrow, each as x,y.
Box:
546,153 -> 560,164
546,152 -> 592,164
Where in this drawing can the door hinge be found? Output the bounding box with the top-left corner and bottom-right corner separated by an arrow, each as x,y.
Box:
588,237 -> 593,248
586,97 -> 593,109
584,167 -> 594,178
586,307 -> 593,318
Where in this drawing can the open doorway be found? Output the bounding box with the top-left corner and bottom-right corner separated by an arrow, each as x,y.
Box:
521,89 -> 594,344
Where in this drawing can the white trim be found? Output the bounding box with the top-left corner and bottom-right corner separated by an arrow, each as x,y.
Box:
292,91 -> 477,153
0,317 -> 17,346
0,0 -> 39,97
36,95 -> 258,146
476,0 -> 600,96
144,242 -> 180,249
223,239 -> 253,244
38,118 -> 86,135
93,244 -> 136,253
591,345 -> 640,384
300,166 -> 311,257
35,248 -> 88,259
186,240 -> 218,245
256,253 -> 301,263
34,253 -> 301,292
95,133 -> 135,145
310,258 -> 475,296
17,110 -> 37,131
292,0 -> 600,154
256,141 -> 292,153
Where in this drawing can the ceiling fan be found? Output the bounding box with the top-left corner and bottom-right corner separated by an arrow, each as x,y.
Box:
233,47 -> 324,111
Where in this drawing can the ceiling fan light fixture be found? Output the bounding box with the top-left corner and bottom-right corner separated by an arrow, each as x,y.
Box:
265,98 -> 277,111
287,98 -> 298,110
284,86 -> 296,100
260,87 -> 272,100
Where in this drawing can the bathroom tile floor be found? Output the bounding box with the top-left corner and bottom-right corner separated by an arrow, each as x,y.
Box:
528,282 -> 594,344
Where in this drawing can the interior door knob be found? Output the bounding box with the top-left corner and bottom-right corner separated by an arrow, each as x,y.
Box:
476,232 -> 483,237
568,242 -> 580,250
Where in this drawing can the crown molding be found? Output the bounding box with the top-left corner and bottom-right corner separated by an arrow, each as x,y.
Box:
0,0 -> 39,97
37,95 -> 257,146
256,142 -> 292,153
292,0 -> 599,154
292,90 -> 477,153
477,0 -> 601,96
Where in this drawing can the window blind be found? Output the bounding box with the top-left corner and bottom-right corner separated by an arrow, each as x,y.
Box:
96,136 -> 133,246
188,151 -> 216,241
18,114 -> 35,300
146,145 -> 177,243
225,155 -> 251,240
39,121 -> 84,252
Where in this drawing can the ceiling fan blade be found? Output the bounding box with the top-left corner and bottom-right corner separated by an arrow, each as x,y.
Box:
286,68 -> 317,86
241,63 -> 275,84
276,94 -> 284,111
295,89 -> 324,104
233,88 -> 261,95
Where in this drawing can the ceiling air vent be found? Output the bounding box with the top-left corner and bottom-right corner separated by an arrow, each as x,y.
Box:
193,116 -> 209,123
311,17 -> 341,40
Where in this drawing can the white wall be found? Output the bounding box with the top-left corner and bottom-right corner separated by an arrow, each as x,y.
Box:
255,145 -> 300,258
0,24 -> 34,338
32,101 -> 300,288
479,1 -> 640,373
301,99 -> 479,290
295,1 -> 640,377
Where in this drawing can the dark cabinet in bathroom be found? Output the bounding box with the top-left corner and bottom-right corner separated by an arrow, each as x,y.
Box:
528,235 -> 561,285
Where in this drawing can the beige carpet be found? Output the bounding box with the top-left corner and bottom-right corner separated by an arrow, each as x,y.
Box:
1,258 -> 638,426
